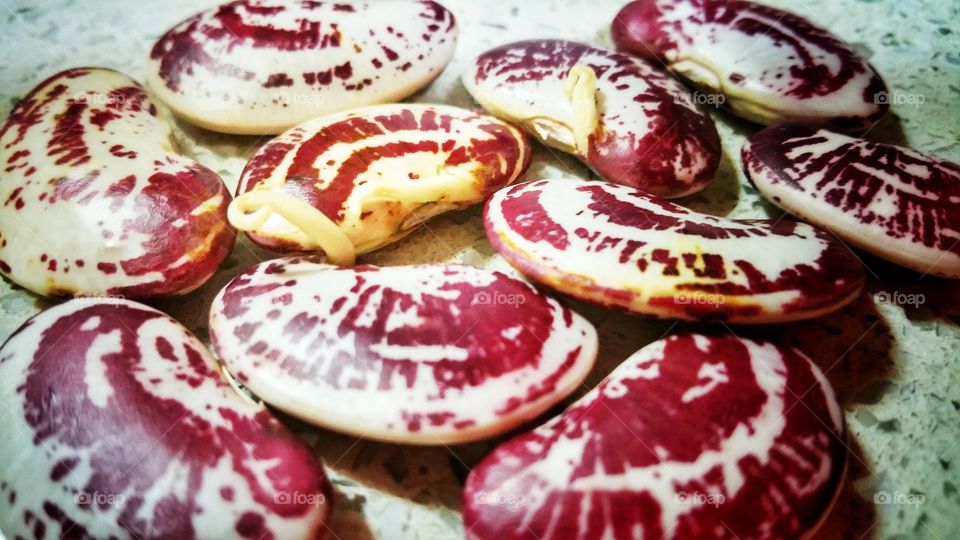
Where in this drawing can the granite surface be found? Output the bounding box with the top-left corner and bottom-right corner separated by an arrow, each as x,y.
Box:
0,0 -> 958,538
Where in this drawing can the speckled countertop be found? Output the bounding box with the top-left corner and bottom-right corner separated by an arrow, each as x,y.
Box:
1,0 -> 958,538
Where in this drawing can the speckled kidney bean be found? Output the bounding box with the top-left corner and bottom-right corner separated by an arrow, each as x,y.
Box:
228,104 -> 530,265
463,39 -> 721,198
464,333 -> 845,540
147,0 -> 458,134
743,123 -> 960,278
612,0 -> 888,130
209,257 -> 598,444
0,298 -> 332,539
484,178 -> 864,323
0,68 -> 234,299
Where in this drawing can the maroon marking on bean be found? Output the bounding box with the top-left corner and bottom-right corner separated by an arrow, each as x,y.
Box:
7,149 -> 30,163
47,99 -> 90,167
381,46 -> 399,61
235,512 -> 272,540
0,79 -> 72,149
90,109 -> 119,129
108,144 -> 137,159
263,73 -> 294,88
333,61 -> 353,80
49,458 -> 78,482
150,17 -> 255,91
500,190 -> 570,250
5,186 -> 23,207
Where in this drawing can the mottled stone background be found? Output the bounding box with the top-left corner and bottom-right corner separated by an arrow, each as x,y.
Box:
0,0 -> 958,538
